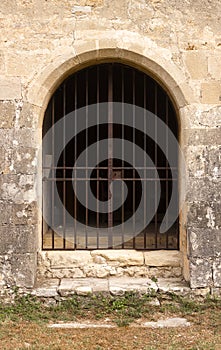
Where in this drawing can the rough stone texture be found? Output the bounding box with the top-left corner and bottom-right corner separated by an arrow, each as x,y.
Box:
91,250 -> 144,266
0,0 -> 220,290
37,251 -> 182,279
143,318 -> 191,328
144,250 -> 181,267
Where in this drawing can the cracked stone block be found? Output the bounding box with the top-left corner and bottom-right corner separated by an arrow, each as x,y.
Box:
189,258 -> 213,288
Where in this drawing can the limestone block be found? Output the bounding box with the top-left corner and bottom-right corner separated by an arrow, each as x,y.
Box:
46,251 -> 93,269
2,253 -> 37,288
157,278 -> 190,293
0,174 -> 36,204
208,53 -> 221,79
58,278 -> 108,296
187,227 -> 221,258
0,225 -> 38,254
0,101 -> 15,128
189,258 -> 213,288
0,51 -> 4,72
33,278 -> 59,297
187,202 -> 221,230
213,259 -> 221,287
201,82 -> 221,104
144,250 -> 181,267
8,147 -> 37,174
75,286 -> 92,295
0,77 -> 21,100
186,178 -> 221,202
183,129 -> 221,146
184,51 -> 208,79
91,250 -> 144,266
82,264 -> 110,278
109,277 -> 157,294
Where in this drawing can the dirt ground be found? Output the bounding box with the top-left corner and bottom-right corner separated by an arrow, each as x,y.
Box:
0,313 -> 220,350
0,293 -> 220,349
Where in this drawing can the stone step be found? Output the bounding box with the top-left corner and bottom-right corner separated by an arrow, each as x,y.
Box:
32,277 -> 190,298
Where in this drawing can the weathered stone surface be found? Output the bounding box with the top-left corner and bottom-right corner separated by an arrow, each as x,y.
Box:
58,278 -> 108,296
46,251 -> 93,269
0,77 -> 21,100
91,250 -> 144,266
157,278 -> 190,293
0,253 -> 37,288
184,51 -> 208,79
0,225 -> 38,254
143,318 -> 191,328
189,258 -> 213,289
201,82 -> 221,104
188,228 -> 221,258
208,52 -> 221,79
144,251 -> 181,267
109,277 -> 157,294
213,259 -> 221,287
33,279 -> 59,297
0,101 -> 15,128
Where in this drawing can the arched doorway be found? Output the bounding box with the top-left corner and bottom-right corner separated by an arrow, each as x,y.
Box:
42,62 -> 179,250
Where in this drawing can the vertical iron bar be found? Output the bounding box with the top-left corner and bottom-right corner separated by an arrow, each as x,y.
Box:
96,66 -> 100,249
108,64 -> 113,248
132,70 -> 136,249
166,95 -> 169,249
143,75 -> 147,249
63,84 -> 66,249
74,75 -> 77,249
85,70 -> 89,248
51,96 -> 55,249
154,83 -> 158,249
121,66 -> 124,249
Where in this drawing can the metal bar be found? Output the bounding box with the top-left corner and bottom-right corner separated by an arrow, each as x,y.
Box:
165,95 -> 169,249
45,178 -> 177,181
85,70 -> 89,248
108,64 -> 113,248
96,66 -> 100,249
132,70 -> 136,248
143,74 -> 147,249
51,96 -> 55,249
74,74 -> 77,249
154,83 -> 158,249
63,83 -> 66,249
43,166 -> 177,170
121,66 -> 124,249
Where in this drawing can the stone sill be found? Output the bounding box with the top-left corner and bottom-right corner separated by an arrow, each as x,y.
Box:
39,249 -> 182,269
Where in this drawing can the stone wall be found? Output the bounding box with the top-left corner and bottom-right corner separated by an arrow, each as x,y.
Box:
37,250 -> 182,280
0,0 -> 220,290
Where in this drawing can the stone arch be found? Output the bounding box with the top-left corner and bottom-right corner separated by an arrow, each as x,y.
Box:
31,41 -> 191,280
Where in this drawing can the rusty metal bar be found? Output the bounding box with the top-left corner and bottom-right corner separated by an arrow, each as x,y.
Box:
63,83 -> 66,249
85,70 -> 89,248
51,96 -> 55,249
154,83 -> 158,249
96,66 -> 100,249
74,74 -> 77,248
121,66 -> 125,248
132,70 -> 136,249
108,64 -> 113,248
143,74 -> 147,249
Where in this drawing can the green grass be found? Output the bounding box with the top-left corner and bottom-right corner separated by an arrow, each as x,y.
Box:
0,291 -> 221,327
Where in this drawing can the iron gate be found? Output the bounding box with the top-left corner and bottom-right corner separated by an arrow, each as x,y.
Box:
42,63 -> 179,250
